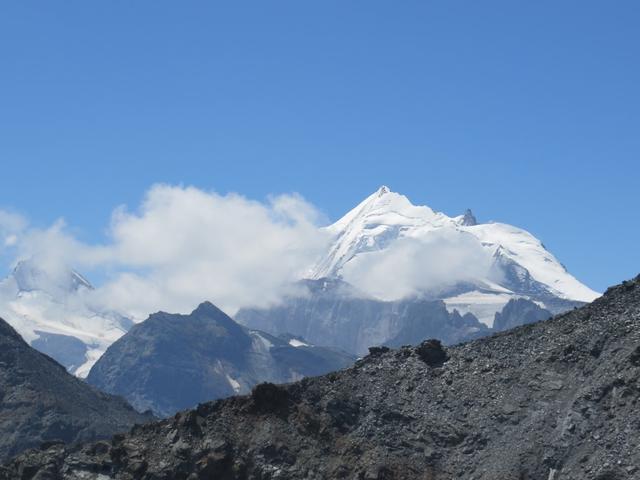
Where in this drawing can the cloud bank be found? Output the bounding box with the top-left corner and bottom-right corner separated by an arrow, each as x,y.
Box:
341,229 -> 498,301
3,185 -> 329,319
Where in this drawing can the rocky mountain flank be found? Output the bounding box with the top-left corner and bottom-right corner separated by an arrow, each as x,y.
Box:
0,317 -> 151,462
4,276 -> 640,480
87,302 -> 354,417
236,278 -> 492,356
237,278 -> 552,357
493,297 -> 551,332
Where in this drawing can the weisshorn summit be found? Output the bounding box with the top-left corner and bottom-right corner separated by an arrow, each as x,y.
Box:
237,186 -> 599,355
311,186 -> 598,320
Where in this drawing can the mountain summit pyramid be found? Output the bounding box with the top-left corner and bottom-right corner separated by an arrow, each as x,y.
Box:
308,186 -> 598,324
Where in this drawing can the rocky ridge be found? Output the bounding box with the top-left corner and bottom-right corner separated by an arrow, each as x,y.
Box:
87,302 -> 354,417
4,275 -> 640,480
0,316 -> 151,462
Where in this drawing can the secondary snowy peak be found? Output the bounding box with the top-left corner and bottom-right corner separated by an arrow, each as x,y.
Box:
0,259 -> 132,377
12,259 -> 93,296
309,186 -> 599,307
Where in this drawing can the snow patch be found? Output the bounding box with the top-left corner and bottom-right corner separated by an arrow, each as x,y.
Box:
249,331 -> 274,352
226,374 -> 241,393
444,290 -> 515,327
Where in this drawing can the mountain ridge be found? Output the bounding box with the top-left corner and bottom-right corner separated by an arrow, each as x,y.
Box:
87,301 -> 355,417
0,315 -> 152,461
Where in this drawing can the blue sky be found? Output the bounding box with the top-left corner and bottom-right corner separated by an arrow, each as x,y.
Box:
0,1 -> 638,292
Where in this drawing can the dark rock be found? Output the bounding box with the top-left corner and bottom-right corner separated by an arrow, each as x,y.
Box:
237,278 -> 582,359
493,298 -> 551,332
368,346 -> 390,356
415,339 -> 448,366
460,209 -> 477,226
0,317 -> 152,461
629,346 -> 640,366
250,383 -> 289,413
31,331 -> 88,373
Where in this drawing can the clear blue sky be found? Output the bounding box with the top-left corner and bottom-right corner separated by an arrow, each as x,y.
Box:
0,1 -> 638,292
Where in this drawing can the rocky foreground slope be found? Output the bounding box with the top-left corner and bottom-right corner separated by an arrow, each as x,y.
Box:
0,317 -> 151,462
4,276 -> 640,479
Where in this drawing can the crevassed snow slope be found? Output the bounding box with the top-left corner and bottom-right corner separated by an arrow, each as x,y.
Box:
461,222 -> 598,302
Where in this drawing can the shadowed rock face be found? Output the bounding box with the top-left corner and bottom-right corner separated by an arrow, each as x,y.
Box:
3,276 -> 640,480
236,278 -> 491,356
31,331 -> 89,372
0,317 -> 152,461
493,297 -> 551,331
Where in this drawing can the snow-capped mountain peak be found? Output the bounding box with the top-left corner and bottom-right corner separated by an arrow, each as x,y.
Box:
12,259 -> 93,296
313,187 -> 461,279
376,185 -> 390,195
309,186 -> 599,323
312,186 -> 456,279
327,186 -> 443,234
0,258 -> 132,377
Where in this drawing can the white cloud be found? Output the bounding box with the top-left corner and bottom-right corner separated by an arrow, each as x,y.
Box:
0,209 -> 27,249
341,229 -> 499,301
87,185 -> 329,317
3,185 -> 329,319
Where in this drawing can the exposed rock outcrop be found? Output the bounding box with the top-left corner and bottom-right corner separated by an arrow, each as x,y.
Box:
493,297 -> 551,331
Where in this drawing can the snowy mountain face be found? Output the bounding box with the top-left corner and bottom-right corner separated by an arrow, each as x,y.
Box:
0,260 -> 132,377
308,186 -> 599,325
